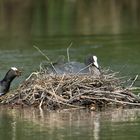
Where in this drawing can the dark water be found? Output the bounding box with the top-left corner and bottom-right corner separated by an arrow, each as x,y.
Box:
0,0 -> 140,140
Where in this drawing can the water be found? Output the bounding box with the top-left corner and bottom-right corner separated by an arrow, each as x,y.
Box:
0,0 -> 140,140
0,108 -> 140,140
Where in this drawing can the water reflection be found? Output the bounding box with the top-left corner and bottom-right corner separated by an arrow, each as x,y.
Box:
0,108 -> 140,140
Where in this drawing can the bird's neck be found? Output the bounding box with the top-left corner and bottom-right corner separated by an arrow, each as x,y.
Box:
2,73 -> 16,84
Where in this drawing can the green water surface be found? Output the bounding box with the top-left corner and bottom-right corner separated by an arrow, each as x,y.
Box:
0,0 -> 140,140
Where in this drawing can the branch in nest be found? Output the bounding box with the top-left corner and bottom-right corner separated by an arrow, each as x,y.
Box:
34,45 -> 58,73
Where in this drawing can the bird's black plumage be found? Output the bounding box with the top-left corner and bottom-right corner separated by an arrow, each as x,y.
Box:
47,55 -> 101,77
85,55 -> 101,76
0,67 -> 21,96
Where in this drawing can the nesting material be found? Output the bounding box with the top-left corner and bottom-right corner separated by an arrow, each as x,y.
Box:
1,68 -> 140,110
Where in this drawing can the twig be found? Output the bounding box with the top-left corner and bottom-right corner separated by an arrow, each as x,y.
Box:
50,86 -> 61,107
81,96 -> 140,106
34,45 -> 57,73
129,87 -> 140,90
67,42 -> 72,62
55,74 -> 65,92
26,72 -> 39,81
46,89 -> 68,102
47,96 -> 85,109
76,64 -> 92,75
129,75 -> 139,87
39,96 -> 45,109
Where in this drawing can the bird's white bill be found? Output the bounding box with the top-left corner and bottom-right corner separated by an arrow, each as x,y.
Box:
93,56 -> 99,68
11,67 -> 18,71
94,61 -> 99,68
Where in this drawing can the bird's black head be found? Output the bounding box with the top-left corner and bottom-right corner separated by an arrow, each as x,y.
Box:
0,67 -> 21,96
85,55 -> 99,68
3,67 -> 21,82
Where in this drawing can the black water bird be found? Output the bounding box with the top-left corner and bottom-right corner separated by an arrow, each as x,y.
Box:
85,55 -> 101,77
47,55 -> 101,77
0,67 -> 21,96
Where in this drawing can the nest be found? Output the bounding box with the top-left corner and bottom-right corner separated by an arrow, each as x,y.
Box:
1,68 -> 140,110
0,47 -> 140,110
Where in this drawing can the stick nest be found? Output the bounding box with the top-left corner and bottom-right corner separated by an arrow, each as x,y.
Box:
0,69 -> 140,110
